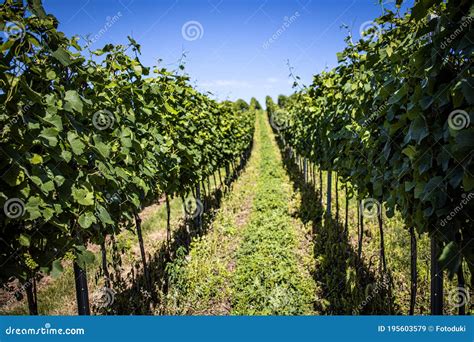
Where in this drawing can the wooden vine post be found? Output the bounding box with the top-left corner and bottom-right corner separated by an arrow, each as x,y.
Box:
357,201 -> 363,261
225,163 -> 230,186
195,183 -> 202,230
409,227 -> 417,315
430,235 -> 443,315
319,169 -> 323,208
344,185 -> 349,235
100,240 -> 111,288
201,180 -> 207,212
134,212 -> 151,292
457,264 -> 466,315
165,194 -> 171,249
25,275 -> 38,315
377,206 -> 387,273
207,176 -> 211,200
326,170 -> 332,217
212,172 -> 218,193
218,169 -> 223,189
335,175 -> 339,222
303,158 -> 308,184
73,262 -> 90,315
73,226 -> 90,315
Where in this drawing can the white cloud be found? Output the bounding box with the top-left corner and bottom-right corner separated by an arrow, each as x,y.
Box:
266,77 -> 279,84
199,79 -> 253,88
199,77 -> 283,89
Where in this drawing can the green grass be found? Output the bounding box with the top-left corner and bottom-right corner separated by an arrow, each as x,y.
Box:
163,114 -> 260,314
230,111 -> 316,315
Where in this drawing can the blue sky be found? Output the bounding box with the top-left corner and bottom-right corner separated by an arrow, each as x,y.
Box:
42,0 -> 410,105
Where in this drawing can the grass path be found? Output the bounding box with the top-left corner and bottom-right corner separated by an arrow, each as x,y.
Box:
230,111 -> 316,315
163,114 -> 261,314
167,111 -> 317,315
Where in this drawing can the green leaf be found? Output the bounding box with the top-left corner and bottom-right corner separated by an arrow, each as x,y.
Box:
133,65 -> 143,76
40,181 -> 55,194
463,173 -> 474,191
78,211 -> 97,228
52,47 -> 73,66
61,150 -> 72,162
402,145 -> 417,160
417,150 -> 432,174
43,207 -> 54,221
29,154 -> 43,165
414,182 -> 425,199
75,247 -> 95,268
64,90 -> 83,113
336,52 -> 345,63
18,234 -> 30,247
422,176 -> 443,201
67,131 -> 86,155
39,127 -> 59,146
25,196 -> 43,220
96,205 -> 113,225
408,116 -> 428,144
54,175 -> 65,187
388,84 -> 408,105
165,102 -> 177,114
411,0 -> 437,20
43,113 -> 63,130
142,107 -> 152,116
19,79 -> 43,103
72,187 -> 94,206
28,0 -> 48,19
93,140 -> 110,159
1,165 -> 25,186
46,70 -> 56,80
